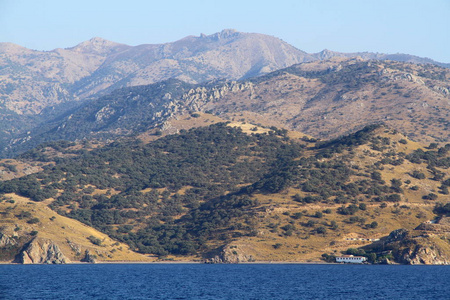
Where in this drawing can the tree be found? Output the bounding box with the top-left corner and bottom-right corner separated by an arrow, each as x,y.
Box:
330,220 -> 338,230
314,211 -> 323,218
369,221 -> 378,229
368,252 -> 377,263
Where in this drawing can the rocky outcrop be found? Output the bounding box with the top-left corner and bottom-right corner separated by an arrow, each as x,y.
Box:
80,249 -> 97,263
205,245 -> 255,264
18,238 -> 70,264
397,242 -> 450,265
0,233 -> 17,247
385,219 -> 450,265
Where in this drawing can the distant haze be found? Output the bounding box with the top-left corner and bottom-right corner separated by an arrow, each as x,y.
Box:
0,0 -> 448,63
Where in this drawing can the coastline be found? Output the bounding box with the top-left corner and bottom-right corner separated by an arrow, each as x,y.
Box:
0,259 -> 330,265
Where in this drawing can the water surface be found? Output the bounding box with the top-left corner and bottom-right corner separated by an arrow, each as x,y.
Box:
0,264 -> 447,299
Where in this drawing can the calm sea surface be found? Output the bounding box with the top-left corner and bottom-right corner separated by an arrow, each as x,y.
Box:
0,264 -> 448,299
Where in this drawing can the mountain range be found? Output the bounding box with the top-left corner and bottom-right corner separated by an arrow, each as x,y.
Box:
1,29 -> 449,156
4,56 -> 449,157
1,29 -> 448,116
0,29 -> 449,264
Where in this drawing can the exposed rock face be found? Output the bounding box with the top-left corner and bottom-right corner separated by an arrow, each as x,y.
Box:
0,30 -> 310,116
205,245 -> 254,264
386,219 -> 450,265
80,249 -> 97,263
398,243 -> 450,265
0,233 -> 17,247
19,238 -> 70,264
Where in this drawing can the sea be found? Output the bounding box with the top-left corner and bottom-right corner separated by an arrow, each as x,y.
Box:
0,263 -> 448,300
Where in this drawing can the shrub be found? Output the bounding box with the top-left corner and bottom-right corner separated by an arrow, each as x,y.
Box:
410,170 -> 426,180
321,253 -> 336,263
369,221 -> 378,229
337,204 -> 359,215
272,243 -> 282,249
330,220 -> 338,230
291,212 -> 303,220
27,218 -> 40,224
316,226 -> 327,234
87,235 -> 103,246
423,193 -> 438,200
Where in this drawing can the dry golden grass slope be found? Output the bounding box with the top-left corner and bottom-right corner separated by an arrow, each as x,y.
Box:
211,127 -> 449,262
0,193 -> 154,263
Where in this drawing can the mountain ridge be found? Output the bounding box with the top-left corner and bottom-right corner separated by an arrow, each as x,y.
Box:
5,57 -> 448,157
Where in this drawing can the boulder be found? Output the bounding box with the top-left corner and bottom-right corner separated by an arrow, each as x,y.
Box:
18,238 -> 70,264
81,249 -> 97,263
205,244 -> 254,264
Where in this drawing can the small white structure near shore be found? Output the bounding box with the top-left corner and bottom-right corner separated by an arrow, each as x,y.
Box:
336,255 -> 367,263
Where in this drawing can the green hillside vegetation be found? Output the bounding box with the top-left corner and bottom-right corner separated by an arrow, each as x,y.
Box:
1,123 -> 449,261
1,123 -> 304,255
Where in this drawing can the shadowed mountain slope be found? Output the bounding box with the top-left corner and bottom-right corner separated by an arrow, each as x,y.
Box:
6,57 -> 449,157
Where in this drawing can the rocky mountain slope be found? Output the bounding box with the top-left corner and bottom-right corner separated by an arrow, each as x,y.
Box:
2,29 -> 448,117
1,123 -> 449,263
313,49 -> 450,69
0,29 -> 311,116
0,29 -> 313,153
7,57 -> 449,157
1,30 -> 449,158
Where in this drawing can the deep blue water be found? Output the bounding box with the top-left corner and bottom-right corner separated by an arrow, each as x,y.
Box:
0,264 -> 448,299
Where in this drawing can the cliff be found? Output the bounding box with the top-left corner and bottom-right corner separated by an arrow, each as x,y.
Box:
385,218 -> 450,265
18,237 -> 70,264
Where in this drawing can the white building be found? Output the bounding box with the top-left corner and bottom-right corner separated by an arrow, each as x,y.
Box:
336,255 -> 367,263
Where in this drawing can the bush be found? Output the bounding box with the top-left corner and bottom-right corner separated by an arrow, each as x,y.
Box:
330,220 -> 338,230
369,221 -> 378,229
321,253 -> 336,263
291,212 -> 303,220
423,193 -> 438,200
27,218 -> 40,224
314,211 -> 323,218
337,204 -> 359,215
272,243 -> 282,249
410,170 -> 426,180
316,226 -> 327,234
346,248 -> 366,256
87,235 -> 103,246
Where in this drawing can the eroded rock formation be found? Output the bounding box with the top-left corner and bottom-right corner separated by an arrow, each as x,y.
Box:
18,238 -> 70,264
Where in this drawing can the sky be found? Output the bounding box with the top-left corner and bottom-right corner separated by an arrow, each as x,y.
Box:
0,0 -> 449,63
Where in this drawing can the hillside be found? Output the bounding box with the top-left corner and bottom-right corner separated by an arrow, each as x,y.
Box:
0,194 -> 153,263
7,57 -> 449,157
1,30 -> 449,158
1,123 -> 449,263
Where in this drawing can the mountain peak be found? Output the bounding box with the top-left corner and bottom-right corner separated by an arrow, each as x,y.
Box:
68,37 -> 127,55
205,29 -> 241,41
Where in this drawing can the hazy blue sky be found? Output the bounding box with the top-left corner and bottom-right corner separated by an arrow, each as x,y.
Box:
1,0 -> 448,62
